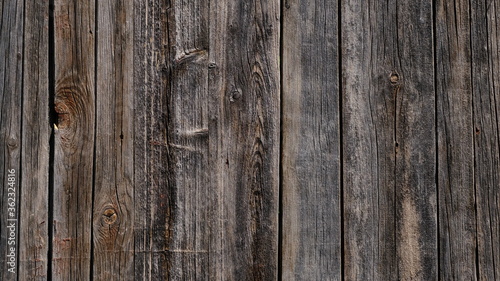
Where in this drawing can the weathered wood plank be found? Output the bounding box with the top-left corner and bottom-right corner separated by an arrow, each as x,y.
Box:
133,0 -> 170,279
341,0 -> 399,279
281,0 -> 341,279
0,0 -> 23,279
208,0 -> 280,279
471,0 -> 500,279
342,0 -> 436,279
164,0 -> 210,280
435,0 -> 476,279
394,0 -> 436,279
18,0 -> 50,280
52,0 -> 95,279
92,0 -> 134,279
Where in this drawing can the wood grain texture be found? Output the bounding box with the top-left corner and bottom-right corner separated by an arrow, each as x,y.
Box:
208,0 -> 280,279
52,0 -> 95,279
0,0 -> 23,279
341,0 -> 399,279
342,0 -> 436,279
6,0 -> 500,279
435,0 -> 476,279
19,0 -> 50,280
133,0 -> 170,279
281,0 -> 341,279
165,0 -> 210,280
394,0 -> 436,279
92,0 -> 134,279
471,0 -> 500,279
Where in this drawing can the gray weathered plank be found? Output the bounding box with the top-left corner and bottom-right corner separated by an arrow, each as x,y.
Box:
341,0 -> 399,279
92,0 -> 134,279
18,0 -> 50,280
134,0 -> 280,279
52,0 -> 95,279
133,0 -> 170,279
164,0 -> 210,279
435,0 -> 476,279
0,0 -> 23,279
342,0 -> 436,279
281,0 -> 341,279
471,0 -> 500,279
207,0 -> 280,279
393,0 -> 437,279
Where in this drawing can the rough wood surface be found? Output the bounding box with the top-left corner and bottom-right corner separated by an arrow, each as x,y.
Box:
4,0 -> 500,279
133,0 -> 170,279
0,0 -> 23,280
342,0 -> 436,279
393,0 -> 437,279
164,0 -> 210,279
52,0 -> 95,279
134,1 -> 280,280
281,0 -> 341,279
19,0 -> 50,280
207,0 -> 280,279
92,0 -> 134,279
435,0 -> 476,279
471,0 -> 500,279
341,0 -> 398,279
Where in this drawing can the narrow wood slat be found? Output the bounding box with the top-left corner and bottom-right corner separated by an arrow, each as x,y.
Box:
341,0 -> 398,279
92,0 -> 134,279
281,0 -> 341,279
0,0 -> 23,279
207,0 -> 280,279
133,0 -> 170,279
471,0 -> 500,279
394,0 -> 437,279
164,0 -> 210,279
435,0 -> 476,279
52,0 -> 95,279
19,0 -> 50,280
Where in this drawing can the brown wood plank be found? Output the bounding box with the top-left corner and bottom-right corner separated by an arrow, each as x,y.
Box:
164,1 -> 210,279
0,0 -> 23,279
342,0 -> 436,279
18,0 -> 50,280
52,0 -> 95,279
394,0 -> 437,279
341,0 -> 399,279
435,0 -> 476,279
92,0 -> 134,279
281,0 -> 341,279
133,0 -> 170,279
207,0 -> 280,279
471,0 -> 500,279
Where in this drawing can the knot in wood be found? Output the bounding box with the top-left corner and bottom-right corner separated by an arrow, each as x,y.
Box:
54,101 -> 71,129
102,208 -> 118,225
390,72 -> 400,84
229,89 -> 242,102
7,137 -> 18,149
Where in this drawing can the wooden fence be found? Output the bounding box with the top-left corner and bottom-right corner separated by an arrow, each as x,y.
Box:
1,0 -> 499,280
